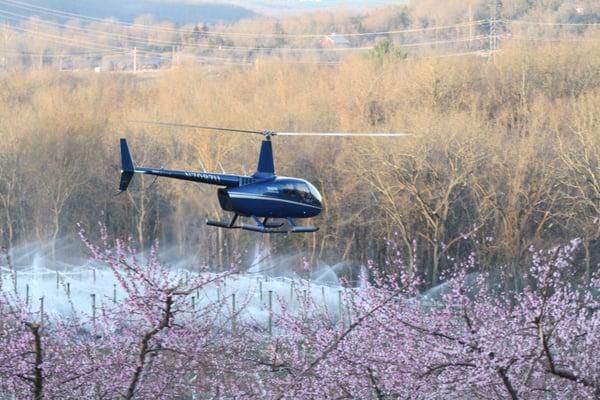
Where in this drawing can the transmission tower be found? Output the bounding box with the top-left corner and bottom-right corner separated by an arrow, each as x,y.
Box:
489,0 -> 501,62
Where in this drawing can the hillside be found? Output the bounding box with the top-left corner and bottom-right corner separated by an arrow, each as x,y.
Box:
1,0 -> 257,24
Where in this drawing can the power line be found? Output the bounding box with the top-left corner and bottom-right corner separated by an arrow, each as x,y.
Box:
8,23 -> 134,52
0,0 -> 509,68
1,12 -> 491,56
0,49 -> 127,56
425,49 -> 491,59
1,23 -> 348,66
507,20 -> 600,27
0,0 -> 487,39
1,11 -> 353,53
506,34 -> 600,43
401,35 -> 487,48
488,0 -> 500,62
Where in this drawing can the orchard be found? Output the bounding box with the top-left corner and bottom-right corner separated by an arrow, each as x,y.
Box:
1,228 -> 598,399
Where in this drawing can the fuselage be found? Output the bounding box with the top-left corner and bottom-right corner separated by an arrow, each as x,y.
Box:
218,176 -> 323,219
134,166 -> 322,219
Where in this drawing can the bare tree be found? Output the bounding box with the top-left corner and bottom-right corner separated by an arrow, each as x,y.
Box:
557,97 -> 600,281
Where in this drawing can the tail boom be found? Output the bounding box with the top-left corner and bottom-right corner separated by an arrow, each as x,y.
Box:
118,138 -> 245,191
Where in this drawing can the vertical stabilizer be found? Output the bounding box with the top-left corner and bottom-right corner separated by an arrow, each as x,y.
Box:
119,138 -> 136,191
254,139 -> 275,177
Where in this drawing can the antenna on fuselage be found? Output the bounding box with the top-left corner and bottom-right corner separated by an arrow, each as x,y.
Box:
198,158 -> 207,172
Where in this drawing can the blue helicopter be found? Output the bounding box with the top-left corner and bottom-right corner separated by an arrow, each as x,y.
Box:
120,122 -> 409,233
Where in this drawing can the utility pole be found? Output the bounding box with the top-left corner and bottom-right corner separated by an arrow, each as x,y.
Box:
91,294 -> 96,329
489,0 -> 500,62
133,46 -> 137,73
171,45 -> 175,69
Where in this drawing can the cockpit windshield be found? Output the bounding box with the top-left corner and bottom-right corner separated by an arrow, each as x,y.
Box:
295,184 -> 312,201
306,182 -> 322,202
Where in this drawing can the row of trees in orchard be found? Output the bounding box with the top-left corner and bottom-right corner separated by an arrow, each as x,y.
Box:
1,228 -> 599,398
1,38 -> 600,285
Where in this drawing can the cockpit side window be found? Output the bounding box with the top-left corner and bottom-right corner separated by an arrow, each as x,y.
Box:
282,183 -> 295,196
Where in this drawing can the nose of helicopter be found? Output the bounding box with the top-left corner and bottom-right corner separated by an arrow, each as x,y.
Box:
314,199 -> 323,215
307,183 -> 323,216
311,191 -> 323,217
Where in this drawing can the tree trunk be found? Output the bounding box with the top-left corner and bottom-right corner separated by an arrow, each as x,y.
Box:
51,207 -> 60,263
432,241 -> 440,287
125,295 -> 172,400
217,227 -> 223,271
584,239 -> 591,283
25,322 -> 44,400
137,198 -> 146,254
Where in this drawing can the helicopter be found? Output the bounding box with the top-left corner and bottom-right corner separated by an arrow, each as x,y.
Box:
119,122 -> 410,234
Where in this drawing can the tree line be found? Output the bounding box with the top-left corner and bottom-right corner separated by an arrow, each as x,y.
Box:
1,37 -> 600,286
2,0 -> 600,70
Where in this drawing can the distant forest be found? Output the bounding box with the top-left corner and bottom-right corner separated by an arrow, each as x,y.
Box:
1,0 -> 600,70
1,1 -> 600,287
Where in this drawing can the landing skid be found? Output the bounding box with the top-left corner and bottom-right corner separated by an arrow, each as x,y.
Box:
206,215 -> 318,234
286,217 -> 319,233
207,213 -> 241,229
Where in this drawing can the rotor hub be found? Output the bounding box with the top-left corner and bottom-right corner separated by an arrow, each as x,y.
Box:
262,130 -> 276,140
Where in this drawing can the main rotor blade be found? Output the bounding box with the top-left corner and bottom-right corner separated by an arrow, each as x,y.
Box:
276,132 -> 412,137
131,120 -> 264,135
131,120 -> 412,138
